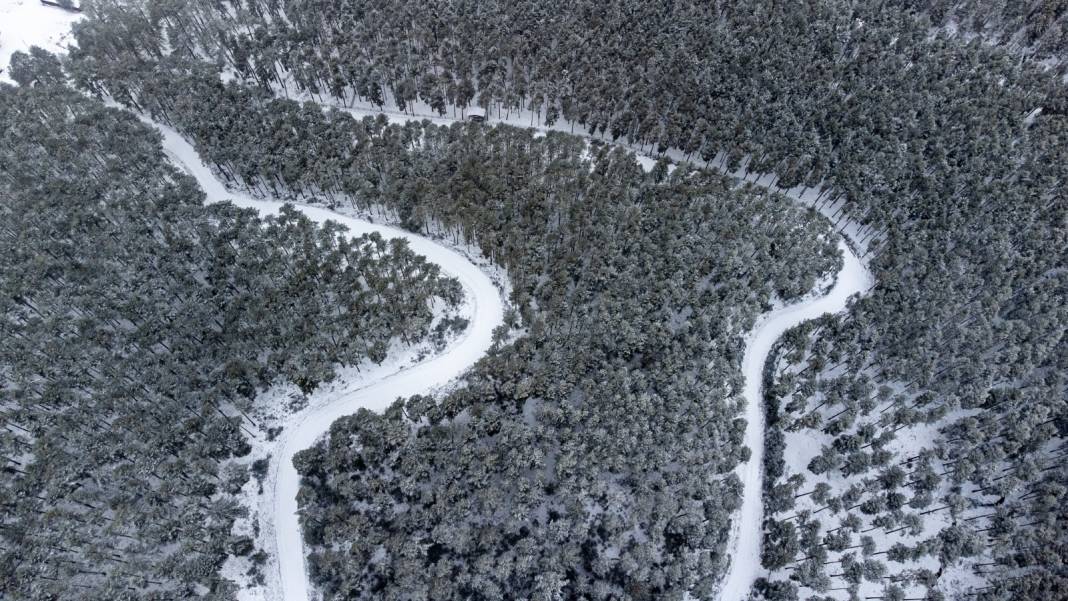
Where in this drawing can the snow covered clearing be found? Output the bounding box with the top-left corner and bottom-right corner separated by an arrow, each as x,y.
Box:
0,0 -> 81,83
765,372 -> 995,599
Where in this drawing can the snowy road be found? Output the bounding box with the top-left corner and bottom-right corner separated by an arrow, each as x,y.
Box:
11,7 -> 871,599
141,117 -> 506,601
148,106 -> 872,601
718,242 -> 872,600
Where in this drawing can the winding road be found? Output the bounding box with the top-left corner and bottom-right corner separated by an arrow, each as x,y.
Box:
17,4 -> 872,597
143,111 -> 872,601
719,242 -> 871,600
303,102 -> 876,599
142,117 -> 506,601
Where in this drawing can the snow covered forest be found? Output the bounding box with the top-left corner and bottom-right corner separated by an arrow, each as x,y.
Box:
1,0 -> 1066,600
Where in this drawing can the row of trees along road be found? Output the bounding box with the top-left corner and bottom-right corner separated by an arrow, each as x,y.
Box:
0,76 -> 462,600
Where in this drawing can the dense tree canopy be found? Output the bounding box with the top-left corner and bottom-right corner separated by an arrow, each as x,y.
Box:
2,0 -> 1065,597
53,37 -> 843,598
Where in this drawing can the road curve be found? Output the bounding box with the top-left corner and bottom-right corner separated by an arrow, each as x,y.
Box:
718,241 -> 872,601
140,116 -> 506,601
19,9 -> 870,598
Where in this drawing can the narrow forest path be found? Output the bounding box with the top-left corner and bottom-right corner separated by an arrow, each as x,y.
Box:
141,107 -> 873,601
139,116 -> 506,601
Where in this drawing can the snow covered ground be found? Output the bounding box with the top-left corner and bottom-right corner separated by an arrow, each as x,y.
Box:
767,364 -> 991,599
0,0 -> 81,83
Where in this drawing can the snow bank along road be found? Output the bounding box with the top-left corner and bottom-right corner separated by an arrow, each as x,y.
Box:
141,116 -> 506,601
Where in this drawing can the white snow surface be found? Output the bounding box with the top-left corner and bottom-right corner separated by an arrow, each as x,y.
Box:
0,0 -> 81,83
141,116 -> 506,601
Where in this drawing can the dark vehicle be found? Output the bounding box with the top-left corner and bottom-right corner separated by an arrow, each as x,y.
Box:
467,108 -> 486,123
40,0 -> 83,12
